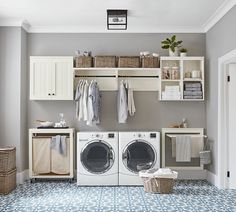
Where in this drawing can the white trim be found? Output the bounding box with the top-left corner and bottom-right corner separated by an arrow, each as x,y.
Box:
17,169 -> 29,184
203,0 -> 236,32
27,26 -> 204,33
207,170 -> 217,185
218,48 -> 236,188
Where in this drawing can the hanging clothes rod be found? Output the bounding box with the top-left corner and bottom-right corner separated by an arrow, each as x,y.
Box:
166,134 -> 207,138
75,75 -> 159,78
33,136 -> 70,138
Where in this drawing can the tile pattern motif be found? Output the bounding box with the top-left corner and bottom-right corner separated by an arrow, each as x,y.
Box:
0,180 -> 236,211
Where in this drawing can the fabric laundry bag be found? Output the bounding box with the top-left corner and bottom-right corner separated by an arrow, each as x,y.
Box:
139,168 -> 178,194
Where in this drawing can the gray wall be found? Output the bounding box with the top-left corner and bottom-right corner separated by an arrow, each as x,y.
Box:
206,5 -> 236,174
28,33 -> 206,133
0,27 -> 23,171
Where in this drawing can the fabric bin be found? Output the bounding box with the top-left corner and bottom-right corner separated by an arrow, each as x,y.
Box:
94,56 -> 116,67
141,57 -> 159,68
32,138 -> 51,174
75,56 -> 93,68
118,56 -> 140,68
0,147 -> 16,173
51,138 -> 70,174
0,168 -> 16,195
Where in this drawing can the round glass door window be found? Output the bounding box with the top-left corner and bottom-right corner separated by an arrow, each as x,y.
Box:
122,140 -> 156,173
81,140 -> 114,174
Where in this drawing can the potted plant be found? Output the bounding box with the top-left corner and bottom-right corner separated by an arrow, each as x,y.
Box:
161,35 -> 183,57
179,48 -> 188,57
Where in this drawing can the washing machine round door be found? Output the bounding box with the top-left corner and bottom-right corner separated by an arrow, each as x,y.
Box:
81,140 -> 115,174
122,139 -> 156,173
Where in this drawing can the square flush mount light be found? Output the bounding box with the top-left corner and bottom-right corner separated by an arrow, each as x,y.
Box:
107,9 -> 128,30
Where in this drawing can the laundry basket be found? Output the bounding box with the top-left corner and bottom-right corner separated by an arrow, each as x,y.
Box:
0,147 -> 16,173
139,168 -> 178,194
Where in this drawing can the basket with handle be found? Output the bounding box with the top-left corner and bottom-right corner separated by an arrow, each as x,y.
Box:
0,147 -> 16,173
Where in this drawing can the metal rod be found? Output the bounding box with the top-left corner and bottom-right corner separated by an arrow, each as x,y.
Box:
75,75 -> 116,78
75,75 -> 159,78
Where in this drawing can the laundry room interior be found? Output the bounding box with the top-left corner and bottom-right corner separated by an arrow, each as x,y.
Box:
1,0 -> 236,211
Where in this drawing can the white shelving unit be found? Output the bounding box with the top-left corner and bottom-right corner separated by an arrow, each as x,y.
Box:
29,128 -> 75,181
74,67 -> 160,91
160,56 -> 204,101
162,128 -> 205,170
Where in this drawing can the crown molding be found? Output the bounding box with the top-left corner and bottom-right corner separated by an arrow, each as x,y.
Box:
27,25 -> 204,33
202,0 -> 236,32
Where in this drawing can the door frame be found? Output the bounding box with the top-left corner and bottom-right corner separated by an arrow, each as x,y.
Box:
218,48 -> 236,188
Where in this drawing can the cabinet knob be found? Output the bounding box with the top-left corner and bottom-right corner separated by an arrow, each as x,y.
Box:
52,93 -> 55,95
48,93 -> 51,96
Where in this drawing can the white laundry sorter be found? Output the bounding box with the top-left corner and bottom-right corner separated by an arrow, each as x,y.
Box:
77,132 -> 119,186
119,131 -> 160,185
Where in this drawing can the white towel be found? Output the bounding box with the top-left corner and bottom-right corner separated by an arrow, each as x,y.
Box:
128,88 -> 136,116
175,136 -> 191,162
51,135 -> 67,156
172,136 -> 204,158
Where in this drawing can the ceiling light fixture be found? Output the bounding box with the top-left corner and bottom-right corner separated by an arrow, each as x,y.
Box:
107,9 -> 128,30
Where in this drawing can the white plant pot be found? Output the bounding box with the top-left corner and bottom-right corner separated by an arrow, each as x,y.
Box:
169,48 -> 179,57
180,52 -> 187,57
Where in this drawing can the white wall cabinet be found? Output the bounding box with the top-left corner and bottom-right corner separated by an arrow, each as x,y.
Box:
30,57 -> 74,100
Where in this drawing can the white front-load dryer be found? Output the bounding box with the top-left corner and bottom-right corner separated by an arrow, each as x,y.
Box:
77,132 -> 118,186
119,132 -> 160,185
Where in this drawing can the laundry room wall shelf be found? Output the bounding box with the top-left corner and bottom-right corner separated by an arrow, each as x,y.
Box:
29,128 -> 75,182
74,68 -> 160,91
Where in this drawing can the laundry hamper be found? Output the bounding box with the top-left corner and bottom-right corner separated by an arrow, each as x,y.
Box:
0,168 -> 16,195
139,168 -> 178,194
0,147 -> 16,173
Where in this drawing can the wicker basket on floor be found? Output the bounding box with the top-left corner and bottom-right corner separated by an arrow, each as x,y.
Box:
141,57 -> 159,68
0,168 -> 16,195
94,56 -> 116,67
75,56 -> 93,68
141,177 -> 174,194
0,147 -> 16,173
118,56 -> 140,68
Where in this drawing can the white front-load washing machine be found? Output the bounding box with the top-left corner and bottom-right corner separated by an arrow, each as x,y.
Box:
77,132 -> 118,186
119,132 -> 160,185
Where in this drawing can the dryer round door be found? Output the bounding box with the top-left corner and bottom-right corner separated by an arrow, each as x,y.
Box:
81,140 -> 115,174
122,139 -> 156,173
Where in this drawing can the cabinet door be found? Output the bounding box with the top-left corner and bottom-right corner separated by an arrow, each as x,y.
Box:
51,57 -> 74,100
30,58 -> 53,100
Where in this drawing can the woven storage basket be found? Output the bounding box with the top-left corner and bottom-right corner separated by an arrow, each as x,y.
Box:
75,56 -> 93,68
118,56 -> 140,68
0,168 -> 16,195
141,57 -> 159,68
0,147 -> 16,173
94,56 -> 116,68
141,177 -> 174,194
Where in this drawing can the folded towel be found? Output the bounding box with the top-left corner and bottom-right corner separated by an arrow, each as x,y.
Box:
185,83 -> 201,88
176,136 -> 191,162
184,95 -> 203,99
184,91 -> 203,96
184,87 -> 202,91
51,135 -> 67,156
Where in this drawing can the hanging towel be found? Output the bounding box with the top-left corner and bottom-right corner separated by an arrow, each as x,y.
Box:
51,135 -> 67,156
117,81 -> 128,123
175,135 -> 191,162
128,88 -> 136,116
172,136 -> 204,158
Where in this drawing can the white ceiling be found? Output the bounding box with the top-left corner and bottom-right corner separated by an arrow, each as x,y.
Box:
0,0 -> 235,33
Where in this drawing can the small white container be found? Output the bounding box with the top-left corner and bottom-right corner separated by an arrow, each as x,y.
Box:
192,70 -> 201,78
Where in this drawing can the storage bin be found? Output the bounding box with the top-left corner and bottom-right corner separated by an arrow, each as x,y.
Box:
118,56 -> 140,68
0,168 -> 16,195
141,177 -> 174,194
75,56 -> 93,68
94,56 -> 116,68
0,147 -> 16,173
141,57 -> 159,68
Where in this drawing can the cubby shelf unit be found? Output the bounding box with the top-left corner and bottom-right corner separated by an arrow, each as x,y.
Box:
160,57 -> 204,101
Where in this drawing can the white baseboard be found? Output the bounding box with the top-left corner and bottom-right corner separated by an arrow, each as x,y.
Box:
17,169 -> 29,184
177,170 -> 207,180
206,170 -> 217,186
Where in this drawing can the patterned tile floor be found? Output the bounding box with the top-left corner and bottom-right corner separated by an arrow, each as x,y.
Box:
0,180 -> 236,212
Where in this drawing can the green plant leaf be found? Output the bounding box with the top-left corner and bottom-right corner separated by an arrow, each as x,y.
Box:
166,38 -> 171,43
176,40 -> 183,45
161,40 -> 170,45
170,46 -> 175,52
171,35 -> 176,42
162,45 -> 170,49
